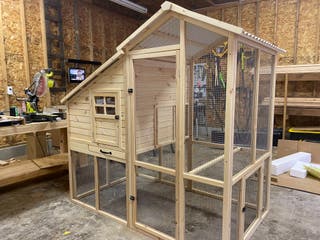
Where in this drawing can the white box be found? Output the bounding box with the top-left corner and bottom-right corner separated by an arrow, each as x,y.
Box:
272,152 -> 311,176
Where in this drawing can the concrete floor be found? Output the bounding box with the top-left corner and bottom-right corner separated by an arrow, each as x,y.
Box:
1,174 -> 320,240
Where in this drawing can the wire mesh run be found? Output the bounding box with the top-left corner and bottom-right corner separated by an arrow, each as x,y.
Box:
72,151 -> 95,207
136,168 -> 176,238
185,182 -> 223,240
98,158 -> 126,220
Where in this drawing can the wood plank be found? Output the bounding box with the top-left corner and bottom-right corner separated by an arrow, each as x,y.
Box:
0,120 -> 67,136
0,160 -> 67,188
271,172 -> 320,195
276,64 -> 320,74
222,34 -> 237,240
32,153 -> 68,169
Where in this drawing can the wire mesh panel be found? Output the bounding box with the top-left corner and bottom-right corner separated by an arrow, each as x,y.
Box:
244,170 -> 259,232
231,181 -> 241,240
185,22 -> 227,181
256,51 -> 273,158
190,143 -> 225,181
185,22 -> 228,143
98,158 -> 126,220
134,56 -> 177,169
233,43 -> 258,175
185,182 -> 223,240
71,151 -> 95,207
136,168 -> 176,238
262,159 -> 270,214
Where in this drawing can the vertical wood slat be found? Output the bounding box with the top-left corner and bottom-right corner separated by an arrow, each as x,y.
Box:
266,55 -> 277,211
20,0 -> 30,86
257,165 -> 264,218
0,2 -> 9,109
126,54 -> 136,228
175,19 -> 186,240
250,49 -> 261,164
282,74 -> 288,139
237,178 -> 246,240
94,156 -> 100,210
222,34 -> 237,240
67,106 -> 77,199
186,58 -> 194,191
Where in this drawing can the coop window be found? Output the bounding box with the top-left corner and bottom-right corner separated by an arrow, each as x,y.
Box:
92,91 -> 121,147
93,94 -> 117,117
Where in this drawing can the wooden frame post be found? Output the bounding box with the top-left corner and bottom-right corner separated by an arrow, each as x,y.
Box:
175,19 -> 186,240
222,34 -> 237,240
186,59 -> 194,191
266,55 -> 277,212
250,49 -> 261,164
126,53 -> 136,228
282,73 -> 288,139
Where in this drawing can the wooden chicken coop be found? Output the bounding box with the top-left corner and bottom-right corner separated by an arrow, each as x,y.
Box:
61,2 -> 284,240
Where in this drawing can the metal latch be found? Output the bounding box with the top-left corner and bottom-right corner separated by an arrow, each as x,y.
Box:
129,195 -> 135,201
128,88 -> 133,93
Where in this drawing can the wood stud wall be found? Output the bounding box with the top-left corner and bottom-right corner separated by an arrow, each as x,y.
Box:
199,0 -> 320,66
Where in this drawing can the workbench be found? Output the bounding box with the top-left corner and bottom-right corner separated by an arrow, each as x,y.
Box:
0,120 -> 68,187
0,120 -> 68,159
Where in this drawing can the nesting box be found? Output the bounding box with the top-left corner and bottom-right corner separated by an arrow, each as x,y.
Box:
62,2 -> 284,239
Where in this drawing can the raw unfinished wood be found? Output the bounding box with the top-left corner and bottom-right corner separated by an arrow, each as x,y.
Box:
32,153 -> 68,169
0,159 -> 67,188
62,3 -> 282,240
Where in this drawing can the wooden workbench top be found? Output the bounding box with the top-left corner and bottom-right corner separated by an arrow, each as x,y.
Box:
0,120 -> 67,137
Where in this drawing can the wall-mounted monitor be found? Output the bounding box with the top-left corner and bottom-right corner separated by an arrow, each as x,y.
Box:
69,68 -> 86,83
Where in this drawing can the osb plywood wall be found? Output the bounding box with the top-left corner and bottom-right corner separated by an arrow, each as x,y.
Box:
200,0 -> 320,65
0,0 -> 46,113
61,0 -> 139,64
0,0 -> 46,146
48,0 -> 140,105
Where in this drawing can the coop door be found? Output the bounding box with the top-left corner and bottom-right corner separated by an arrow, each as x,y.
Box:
132,51 -> 178,238
92,92 -> 120,147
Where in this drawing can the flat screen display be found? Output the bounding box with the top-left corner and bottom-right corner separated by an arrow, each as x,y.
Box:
69,68 -> 86,83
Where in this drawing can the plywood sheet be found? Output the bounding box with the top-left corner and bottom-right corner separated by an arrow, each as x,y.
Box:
297,0 -> 318,64
277,0 -> 297,65
258,0 -> 276,43
223,6 -> 238,26
32,153 -> 68,169
0,159 -> 67,187
240,3 -> 256,34
207,8 -> 222,21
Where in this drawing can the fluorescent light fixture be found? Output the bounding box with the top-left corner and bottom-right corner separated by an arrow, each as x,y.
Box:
109,0 -> 148,14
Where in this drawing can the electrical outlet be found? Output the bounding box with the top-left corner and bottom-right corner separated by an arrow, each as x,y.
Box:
7,86 -> 13,95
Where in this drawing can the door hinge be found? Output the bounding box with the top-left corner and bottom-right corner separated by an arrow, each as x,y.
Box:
128,88 -> 133,94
